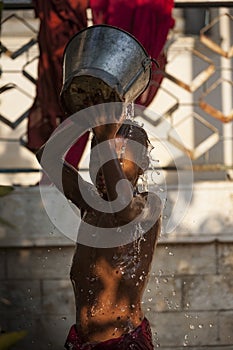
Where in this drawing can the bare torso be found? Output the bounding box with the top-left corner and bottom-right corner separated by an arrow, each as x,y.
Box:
70,201 -> 161,343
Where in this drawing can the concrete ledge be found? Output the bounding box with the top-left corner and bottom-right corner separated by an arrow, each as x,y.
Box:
0,186 -> 73,247
0,181 -> 233,247
161,181 -> 233,243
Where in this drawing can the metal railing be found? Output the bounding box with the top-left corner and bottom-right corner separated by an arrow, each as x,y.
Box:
1,2 -> 233,184
2,0 -> 233,9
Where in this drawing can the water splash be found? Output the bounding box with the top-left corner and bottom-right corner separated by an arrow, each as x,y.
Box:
133,222 -> 146,256
147,146 -> 167,212
137,173 -> 149,193
119,142 -> 127,166
124,101 -> 135,120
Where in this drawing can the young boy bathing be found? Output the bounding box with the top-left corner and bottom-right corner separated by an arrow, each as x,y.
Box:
37,103 -> 162,349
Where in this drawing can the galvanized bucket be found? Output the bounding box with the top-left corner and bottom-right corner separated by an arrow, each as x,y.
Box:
60,25 -> 156,114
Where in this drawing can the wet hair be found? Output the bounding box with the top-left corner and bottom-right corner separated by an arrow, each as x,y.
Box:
91,120 -> 150,171
91,120 -> 149,148
116,121 -> 150,149
117,121 -> 150,171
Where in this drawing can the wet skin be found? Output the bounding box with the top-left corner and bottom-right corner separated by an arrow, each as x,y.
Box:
70,217 -> 161,342
37,120 -> 162,344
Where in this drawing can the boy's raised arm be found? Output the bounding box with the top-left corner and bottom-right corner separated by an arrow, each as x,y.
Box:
36,120 -> 91,210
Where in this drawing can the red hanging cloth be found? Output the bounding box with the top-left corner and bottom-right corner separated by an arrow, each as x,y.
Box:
27,0 -> 89,168
90,0 -> 175,106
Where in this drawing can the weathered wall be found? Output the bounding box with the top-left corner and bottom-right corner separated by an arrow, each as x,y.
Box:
0,185 -> 233,349
1,243 -> 233,349
146,241 -> 233,348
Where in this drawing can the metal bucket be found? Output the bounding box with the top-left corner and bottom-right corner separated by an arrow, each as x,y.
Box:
60,25 -> 155,114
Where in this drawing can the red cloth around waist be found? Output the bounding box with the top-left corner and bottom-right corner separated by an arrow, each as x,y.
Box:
64,317 -> 154,349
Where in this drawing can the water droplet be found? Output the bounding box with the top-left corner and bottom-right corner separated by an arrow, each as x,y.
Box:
61,316 -> 67,321
124,102 -> 135,120
198,324 -> 203,329
189,324 -> 195,330
119,267 -> 125,275
168,251 -> 174,256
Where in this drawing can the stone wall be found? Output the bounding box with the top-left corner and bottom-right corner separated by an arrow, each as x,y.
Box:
1,243 -> 233,349
147,241 -> 233,348
0,246 -> 75,349
0,185 -> 233,349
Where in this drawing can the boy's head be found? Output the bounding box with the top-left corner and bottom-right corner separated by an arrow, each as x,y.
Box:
90,121 -> 150,195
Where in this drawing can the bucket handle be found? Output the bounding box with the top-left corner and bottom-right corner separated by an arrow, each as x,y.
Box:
123,57 -> 159,95
151,58 -> 160,68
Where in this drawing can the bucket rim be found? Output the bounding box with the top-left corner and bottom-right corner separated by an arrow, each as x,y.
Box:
62,24 -> 151,62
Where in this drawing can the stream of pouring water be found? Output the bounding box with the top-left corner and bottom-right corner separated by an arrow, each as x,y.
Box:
122,102 -> 167,234
123,102 -> 165,193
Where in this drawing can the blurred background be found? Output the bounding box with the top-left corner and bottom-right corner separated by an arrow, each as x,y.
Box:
0,1 -> 233,349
